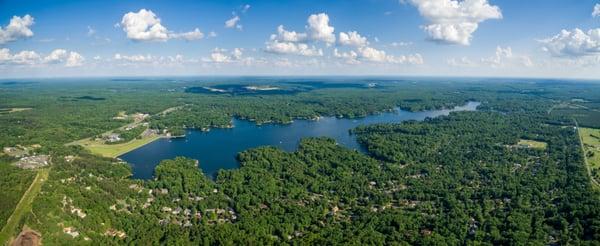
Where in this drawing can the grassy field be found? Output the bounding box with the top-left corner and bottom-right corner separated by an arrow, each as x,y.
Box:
0,165 -> 36,230
579,127 -> 600,188
66,107 -> 184,158
518,139 -> 548,150
0,108 -> 32,114
75,134 -> 162,158
0,168 -> 49,244
67,116 -> 159,158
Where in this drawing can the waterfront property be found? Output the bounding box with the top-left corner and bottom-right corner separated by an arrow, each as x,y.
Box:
120,102 -> 480,179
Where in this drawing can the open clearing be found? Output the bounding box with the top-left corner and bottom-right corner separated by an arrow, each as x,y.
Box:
0,108 -> 32,114
76,134 -> 161,158
0,168 -> 49,244
9,226 -> 41,246
67,106 -> 183,158
579,127 -> 600,188
66,115 -> 153,158
517,139 -> 548,150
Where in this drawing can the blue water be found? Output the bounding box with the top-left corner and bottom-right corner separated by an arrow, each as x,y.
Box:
120,102 -> 480,179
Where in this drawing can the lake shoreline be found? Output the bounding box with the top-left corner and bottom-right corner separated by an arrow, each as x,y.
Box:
120,101 -> 480,179
118,101 -> 480,158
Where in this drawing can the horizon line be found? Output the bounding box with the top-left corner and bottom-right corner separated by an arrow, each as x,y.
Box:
1,74 -> 600,83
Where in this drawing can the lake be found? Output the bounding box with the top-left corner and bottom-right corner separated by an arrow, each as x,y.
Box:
120,101 -> 480,179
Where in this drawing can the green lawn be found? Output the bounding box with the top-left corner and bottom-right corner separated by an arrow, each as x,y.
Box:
580,127 -> 600,188
0,165 -> 35,230
0,168 -> 49,244
0,108 -> 32,114
76,134 -> 162,158
66,107 -> 181,158
518,139 -> 548,150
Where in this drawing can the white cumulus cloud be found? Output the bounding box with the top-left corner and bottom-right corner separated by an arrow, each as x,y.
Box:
357,46 -> 423,64
593,3 -> 600,17
121,9 -> 169,41
231,48 -> 243,60
271,25 -> 308,42
0,15 -> 35,44
338,31 -> 368,47
264,13 -> 336,56
169,28 -> 204,41
205,48 -> 247,63
44,49 -> 68,64
333,48 -> 358,59
267,13 -> 335,45
540,28 -> 600,57
0,48 -> 12,62
0,48 -> 84,67
356,46 -> 388,62
307,13 -> 336,44
210,51 -> 230,63
334,46 -> 423,65
333,48 -> 360,64
407,0 -> 502,45
66,52 -> 85,67
481,46 -> 513,66
120,9 -> 204,41
10,50 -> 40,65
265,41 -> 323,56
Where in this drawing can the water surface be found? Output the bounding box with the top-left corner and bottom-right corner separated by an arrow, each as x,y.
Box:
120,102 -> 480,179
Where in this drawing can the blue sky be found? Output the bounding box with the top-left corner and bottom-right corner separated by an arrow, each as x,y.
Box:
1,0 -> 600,78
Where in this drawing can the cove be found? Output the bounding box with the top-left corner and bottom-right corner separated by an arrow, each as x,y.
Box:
120,101 -> 480,179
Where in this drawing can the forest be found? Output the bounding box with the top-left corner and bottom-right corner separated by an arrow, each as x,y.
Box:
1,77 -> 600,244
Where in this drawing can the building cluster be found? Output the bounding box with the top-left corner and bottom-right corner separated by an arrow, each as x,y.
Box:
149,188 -> 239,227
105,133 -> 122,143
14,155 -> 50,169
3,144 -> 41,157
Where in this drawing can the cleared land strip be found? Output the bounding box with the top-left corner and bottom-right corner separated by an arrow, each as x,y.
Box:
0,108 -> 32,115
76,134 -> 161,158
66,105 -> 184,158
575,120 -> 600,189
0,168 -> 49,244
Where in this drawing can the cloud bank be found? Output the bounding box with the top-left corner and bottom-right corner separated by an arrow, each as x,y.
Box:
0,48 -> 84,67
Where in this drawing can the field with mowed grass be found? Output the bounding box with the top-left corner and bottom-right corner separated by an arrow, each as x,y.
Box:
517,139 -> 548,150
0,168 -> 48,243
75,135 -> 162,158
0,164 -> 35,230
580,127 -> 600,183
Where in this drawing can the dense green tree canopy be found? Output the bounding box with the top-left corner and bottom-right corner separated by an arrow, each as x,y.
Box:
1,78 -> 600,244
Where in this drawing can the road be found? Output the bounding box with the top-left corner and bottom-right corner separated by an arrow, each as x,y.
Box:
574,119 -> 600,189
0,168 -> 49,244
66,105 -> 185,147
